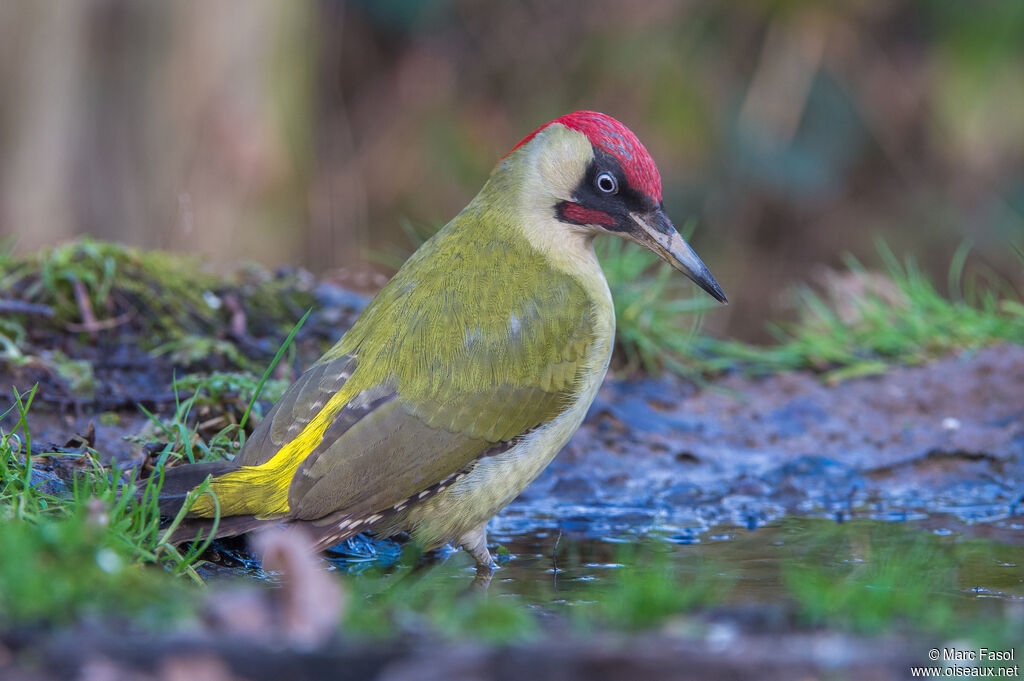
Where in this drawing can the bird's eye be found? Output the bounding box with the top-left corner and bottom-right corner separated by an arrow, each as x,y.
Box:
596,171 -> 617,194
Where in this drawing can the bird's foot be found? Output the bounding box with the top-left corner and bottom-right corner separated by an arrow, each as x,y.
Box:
457,522 -> 495,573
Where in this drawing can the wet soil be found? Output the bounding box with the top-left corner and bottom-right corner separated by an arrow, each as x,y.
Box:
4,516 -> 1021,680
513,343 -> 1024,541
0,626 -> 927,681
2,276 -> 1023,680
0,277 -> 369,459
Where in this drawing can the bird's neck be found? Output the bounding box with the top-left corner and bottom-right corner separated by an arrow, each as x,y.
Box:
469,155 -> 604,285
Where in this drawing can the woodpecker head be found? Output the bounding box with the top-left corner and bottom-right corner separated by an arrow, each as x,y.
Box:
503,111 -> 726,303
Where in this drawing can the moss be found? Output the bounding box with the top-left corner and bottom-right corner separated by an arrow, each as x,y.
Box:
0,512 -> 195,627
0,238 -> 316,372
341,555 -> 540,644
1,238 -> 222,338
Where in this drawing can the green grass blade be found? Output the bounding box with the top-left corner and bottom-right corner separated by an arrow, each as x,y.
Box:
239,307 -> 311,432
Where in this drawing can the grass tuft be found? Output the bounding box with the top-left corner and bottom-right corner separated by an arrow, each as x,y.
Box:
342,552 -> 539,643
0,388 -> 204,625
133,310 -> 307,466
779,519 -> 1021,636
377,222 -> 1021,380
598,232 -> 720,375
577,545 -> 727,630
698,242 -> 1024,380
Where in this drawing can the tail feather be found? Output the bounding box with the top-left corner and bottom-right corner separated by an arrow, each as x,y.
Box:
167,514 -> 285,544
154,460 -> 380,550
154,460 -> 238,517
155,460 -> 293,544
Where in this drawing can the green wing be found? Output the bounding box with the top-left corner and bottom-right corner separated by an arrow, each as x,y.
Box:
236,354 -> 356,468
231,219 -> 597,523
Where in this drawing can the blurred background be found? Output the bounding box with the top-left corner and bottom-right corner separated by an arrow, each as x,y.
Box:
0,0 -> 1022,340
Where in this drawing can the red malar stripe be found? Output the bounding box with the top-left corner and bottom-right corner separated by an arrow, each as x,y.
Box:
562,202 -> 615,227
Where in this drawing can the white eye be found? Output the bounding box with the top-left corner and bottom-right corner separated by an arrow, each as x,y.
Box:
596,171 -> 617,194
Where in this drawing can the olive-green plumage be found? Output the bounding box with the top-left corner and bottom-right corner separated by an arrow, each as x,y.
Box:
159,111 -> 725,566
166,127 -> 607,558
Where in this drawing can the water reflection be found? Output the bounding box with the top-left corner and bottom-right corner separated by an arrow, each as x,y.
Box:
327,516 -> 1024,635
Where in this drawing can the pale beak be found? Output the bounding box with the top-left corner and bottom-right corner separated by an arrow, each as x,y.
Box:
628,208 -> 727,304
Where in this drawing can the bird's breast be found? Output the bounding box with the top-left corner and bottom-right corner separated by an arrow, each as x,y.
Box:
405,274 -> 615,548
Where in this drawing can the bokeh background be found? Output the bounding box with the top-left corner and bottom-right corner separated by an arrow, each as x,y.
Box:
1,0 -> 1022,340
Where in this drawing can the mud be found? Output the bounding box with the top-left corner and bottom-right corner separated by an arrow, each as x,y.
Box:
7,307 -> 1021,541
2,274 -> 1023,680
489,344 -> 1024,545
0,627 -> 926,681
0,277 -> 369,459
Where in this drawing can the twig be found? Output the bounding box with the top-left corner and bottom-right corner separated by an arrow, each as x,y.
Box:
223,293 -> 247,337
0,300 -> 55,317
66,311 -> 134,333
70,277 -> 99,335
551,528 -> 562,592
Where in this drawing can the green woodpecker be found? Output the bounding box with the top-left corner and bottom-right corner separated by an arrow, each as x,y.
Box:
159,111 -> 726,568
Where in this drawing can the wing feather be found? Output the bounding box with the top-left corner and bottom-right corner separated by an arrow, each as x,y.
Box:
210,217 -> 599,526
236,355 -> 354,468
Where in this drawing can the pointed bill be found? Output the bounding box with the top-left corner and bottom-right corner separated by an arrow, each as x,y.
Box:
628,209 -> 727,304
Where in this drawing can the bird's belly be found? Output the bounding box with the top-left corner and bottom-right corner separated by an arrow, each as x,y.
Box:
438,393 -> 592,531
404,383 -> 600,548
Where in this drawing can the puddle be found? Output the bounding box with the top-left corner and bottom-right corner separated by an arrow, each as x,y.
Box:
175,342 -> 1024,638
4,259 -> 1022,678
4,280 -> 1022,642
327,515 -> 1024,635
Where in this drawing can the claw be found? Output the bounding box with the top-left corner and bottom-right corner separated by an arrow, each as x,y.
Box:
457,522 -> 495,569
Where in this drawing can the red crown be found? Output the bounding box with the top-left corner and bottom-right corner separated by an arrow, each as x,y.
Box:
507,111 -> 662,202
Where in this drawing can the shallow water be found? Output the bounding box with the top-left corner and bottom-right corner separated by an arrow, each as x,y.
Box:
323,513 -> 1024,634
160,344 -> 1024,637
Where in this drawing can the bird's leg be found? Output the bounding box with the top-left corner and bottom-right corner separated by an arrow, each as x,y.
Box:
457,522 -> 494,573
